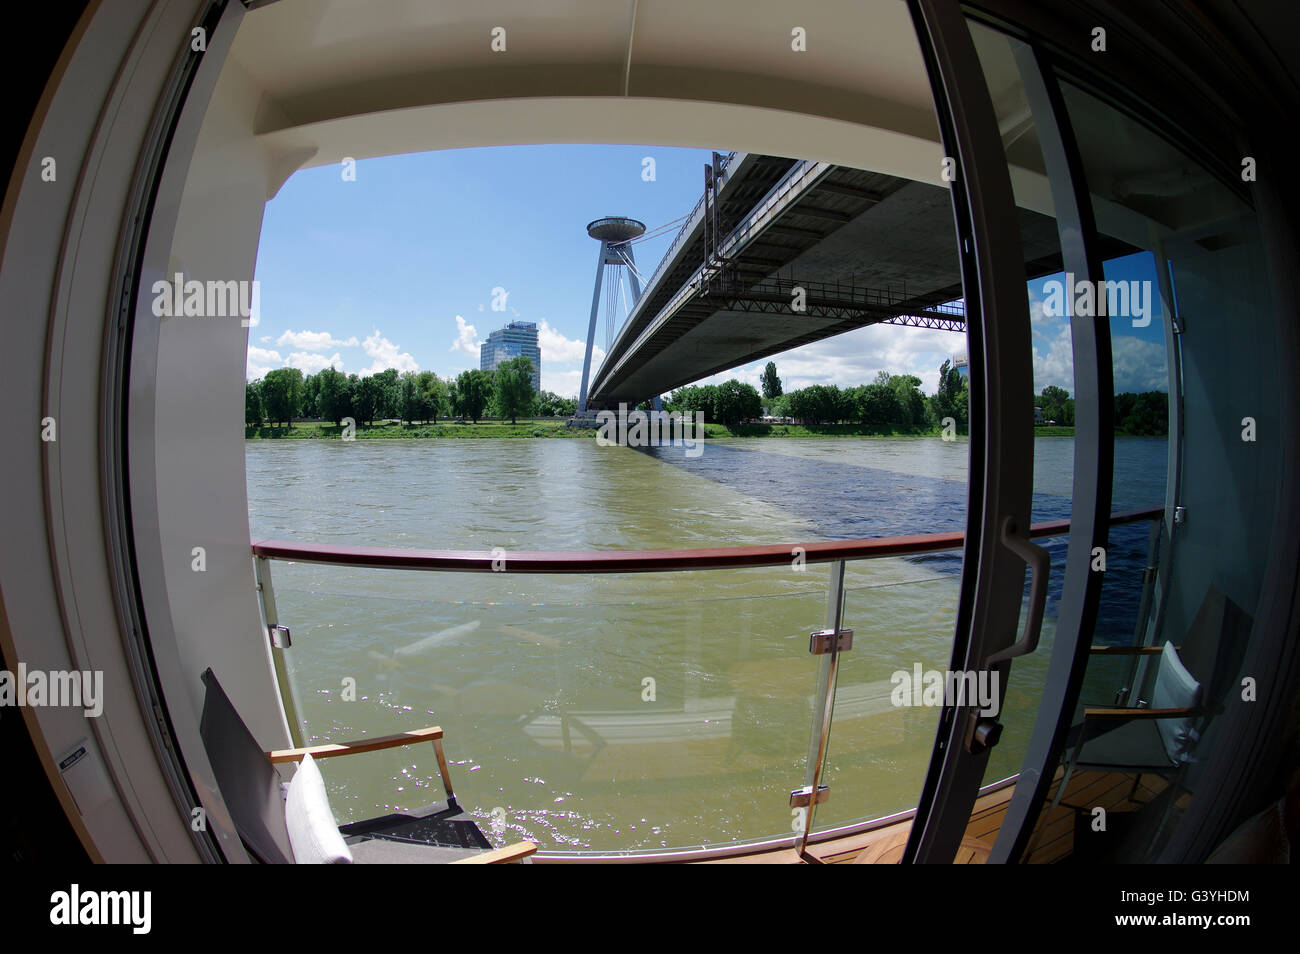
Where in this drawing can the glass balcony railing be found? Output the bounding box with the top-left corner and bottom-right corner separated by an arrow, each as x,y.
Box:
251,507 -> 1161,860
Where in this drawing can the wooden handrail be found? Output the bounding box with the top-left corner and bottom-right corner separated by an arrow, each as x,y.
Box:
266,725 -> 443,763
452,841 -> 538,864
250,506 -> 1162,575
1082,706 -> 1201,721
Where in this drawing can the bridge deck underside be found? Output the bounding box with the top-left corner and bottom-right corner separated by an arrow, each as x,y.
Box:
590,159 -> 1130,407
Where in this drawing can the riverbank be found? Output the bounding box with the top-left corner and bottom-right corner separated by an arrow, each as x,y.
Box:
244,420 -> 1080,439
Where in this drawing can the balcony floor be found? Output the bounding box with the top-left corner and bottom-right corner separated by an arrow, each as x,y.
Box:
694,770 -> 1173,863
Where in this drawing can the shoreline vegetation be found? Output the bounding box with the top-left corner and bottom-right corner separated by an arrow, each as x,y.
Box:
246,358 -> 1165,441
244,420 -> 1085,440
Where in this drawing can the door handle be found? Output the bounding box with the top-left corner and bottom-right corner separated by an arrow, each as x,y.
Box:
985,516 -> 1050,667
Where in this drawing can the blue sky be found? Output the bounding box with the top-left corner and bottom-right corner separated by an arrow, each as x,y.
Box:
248,144 -> 1167,398
1027,251 -> 1169,396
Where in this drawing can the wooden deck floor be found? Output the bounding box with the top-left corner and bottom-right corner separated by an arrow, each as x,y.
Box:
697,770 -> 1174,863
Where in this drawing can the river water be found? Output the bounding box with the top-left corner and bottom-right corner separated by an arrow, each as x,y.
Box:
246,435 -> 1167,854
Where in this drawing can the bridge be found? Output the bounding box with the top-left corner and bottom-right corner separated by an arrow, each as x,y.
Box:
583,151 -> 1074,409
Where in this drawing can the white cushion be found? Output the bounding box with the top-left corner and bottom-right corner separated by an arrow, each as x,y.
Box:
1152,641 -> 1202,761
285,753 -> 352,864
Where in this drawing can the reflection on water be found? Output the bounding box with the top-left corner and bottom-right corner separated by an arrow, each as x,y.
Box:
246,435 -> 1166,853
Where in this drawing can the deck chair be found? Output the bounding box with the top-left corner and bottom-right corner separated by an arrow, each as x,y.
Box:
199,668 -> 536,864
1046,585 -> 1251,852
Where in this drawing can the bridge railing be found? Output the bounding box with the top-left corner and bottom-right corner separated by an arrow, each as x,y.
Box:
636,150 -> 739,308
250,505 -> 1162,861
594,152 -> 739,383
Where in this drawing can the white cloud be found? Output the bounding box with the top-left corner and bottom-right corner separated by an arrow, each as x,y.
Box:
690,324 -> 966,396
287,351 -> 344,375
1029,293 -> 1056,330
361,329 -> 419,375
246,346 -> 283,380
1030,320 -> 1169,396
1032,321 -> 1075,394
1111,335 -> 1169,393
538,319 -> 601,366
247,345 -> 347,379
450,315 -> 481,356
276,329 -> 359,351
543,368 -> 583,397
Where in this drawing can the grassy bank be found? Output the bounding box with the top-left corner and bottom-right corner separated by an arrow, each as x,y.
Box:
245,420 -> 1082,440
245,420 -> 595,439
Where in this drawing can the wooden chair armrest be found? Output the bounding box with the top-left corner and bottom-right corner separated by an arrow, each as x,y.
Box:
1082,706 -> 1200,721
267,725 -> 443,763
452,842 -> 538,864
1088,644 -> 1178,655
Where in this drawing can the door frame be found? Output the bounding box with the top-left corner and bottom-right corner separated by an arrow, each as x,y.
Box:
904,0 -> 1044,863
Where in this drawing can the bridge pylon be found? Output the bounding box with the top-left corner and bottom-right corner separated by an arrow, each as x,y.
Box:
577,217 -> 646,415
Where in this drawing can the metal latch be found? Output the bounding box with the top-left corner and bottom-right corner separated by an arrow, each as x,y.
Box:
268,624 -> 291,649
809,628 -> 853,655
789,784 -> 830,808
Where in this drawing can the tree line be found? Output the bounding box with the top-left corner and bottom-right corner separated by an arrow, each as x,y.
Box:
667,361 -> 1166,436
246,355 -> 1167,436
667,360 -> 972,432
1025,384 -> 1167,434
246,357 -> 575,427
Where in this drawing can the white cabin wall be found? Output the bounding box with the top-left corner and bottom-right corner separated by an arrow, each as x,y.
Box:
156,51 -> 298,747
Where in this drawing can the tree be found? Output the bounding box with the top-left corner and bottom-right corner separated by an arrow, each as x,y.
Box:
454,369 -> 493,424
884,373 -> 926,429
712,379 -> 762,427
928,360 -> 969,434
418,371 -> 448,423
667,384 -> 718,421
1119,391 -> 1168,435
300,372 -> 321,419
245,380 -> 264,426
371,368 -> 401,420
492,357 -> 536,424
342,374 -> 360,422
1038,385 -> 1071,425
399,371 -> 428,424
795,384 -> 847,423
855,383 -> 904,427
534,390 -> 575,417
316,367 -> 349,423
761,361 -> 783,400
352,376 -> 379,426
261,367 -> 303,427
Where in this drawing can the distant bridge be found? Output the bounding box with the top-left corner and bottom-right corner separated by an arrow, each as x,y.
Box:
584,151 -> 1084,409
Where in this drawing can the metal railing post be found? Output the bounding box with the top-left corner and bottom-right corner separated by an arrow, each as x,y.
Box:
796,559 -> 847,858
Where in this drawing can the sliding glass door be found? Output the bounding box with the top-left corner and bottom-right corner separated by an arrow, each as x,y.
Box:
902,4 -> 1286,864
901,0 -> 1049,863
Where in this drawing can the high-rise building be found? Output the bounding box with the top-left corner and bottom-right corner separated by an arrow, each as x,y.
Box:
480,321 -> 541,392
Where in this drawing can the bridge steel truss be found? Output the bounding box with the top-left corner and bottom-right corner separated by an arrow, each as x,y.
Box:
698,275 -> 967,333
